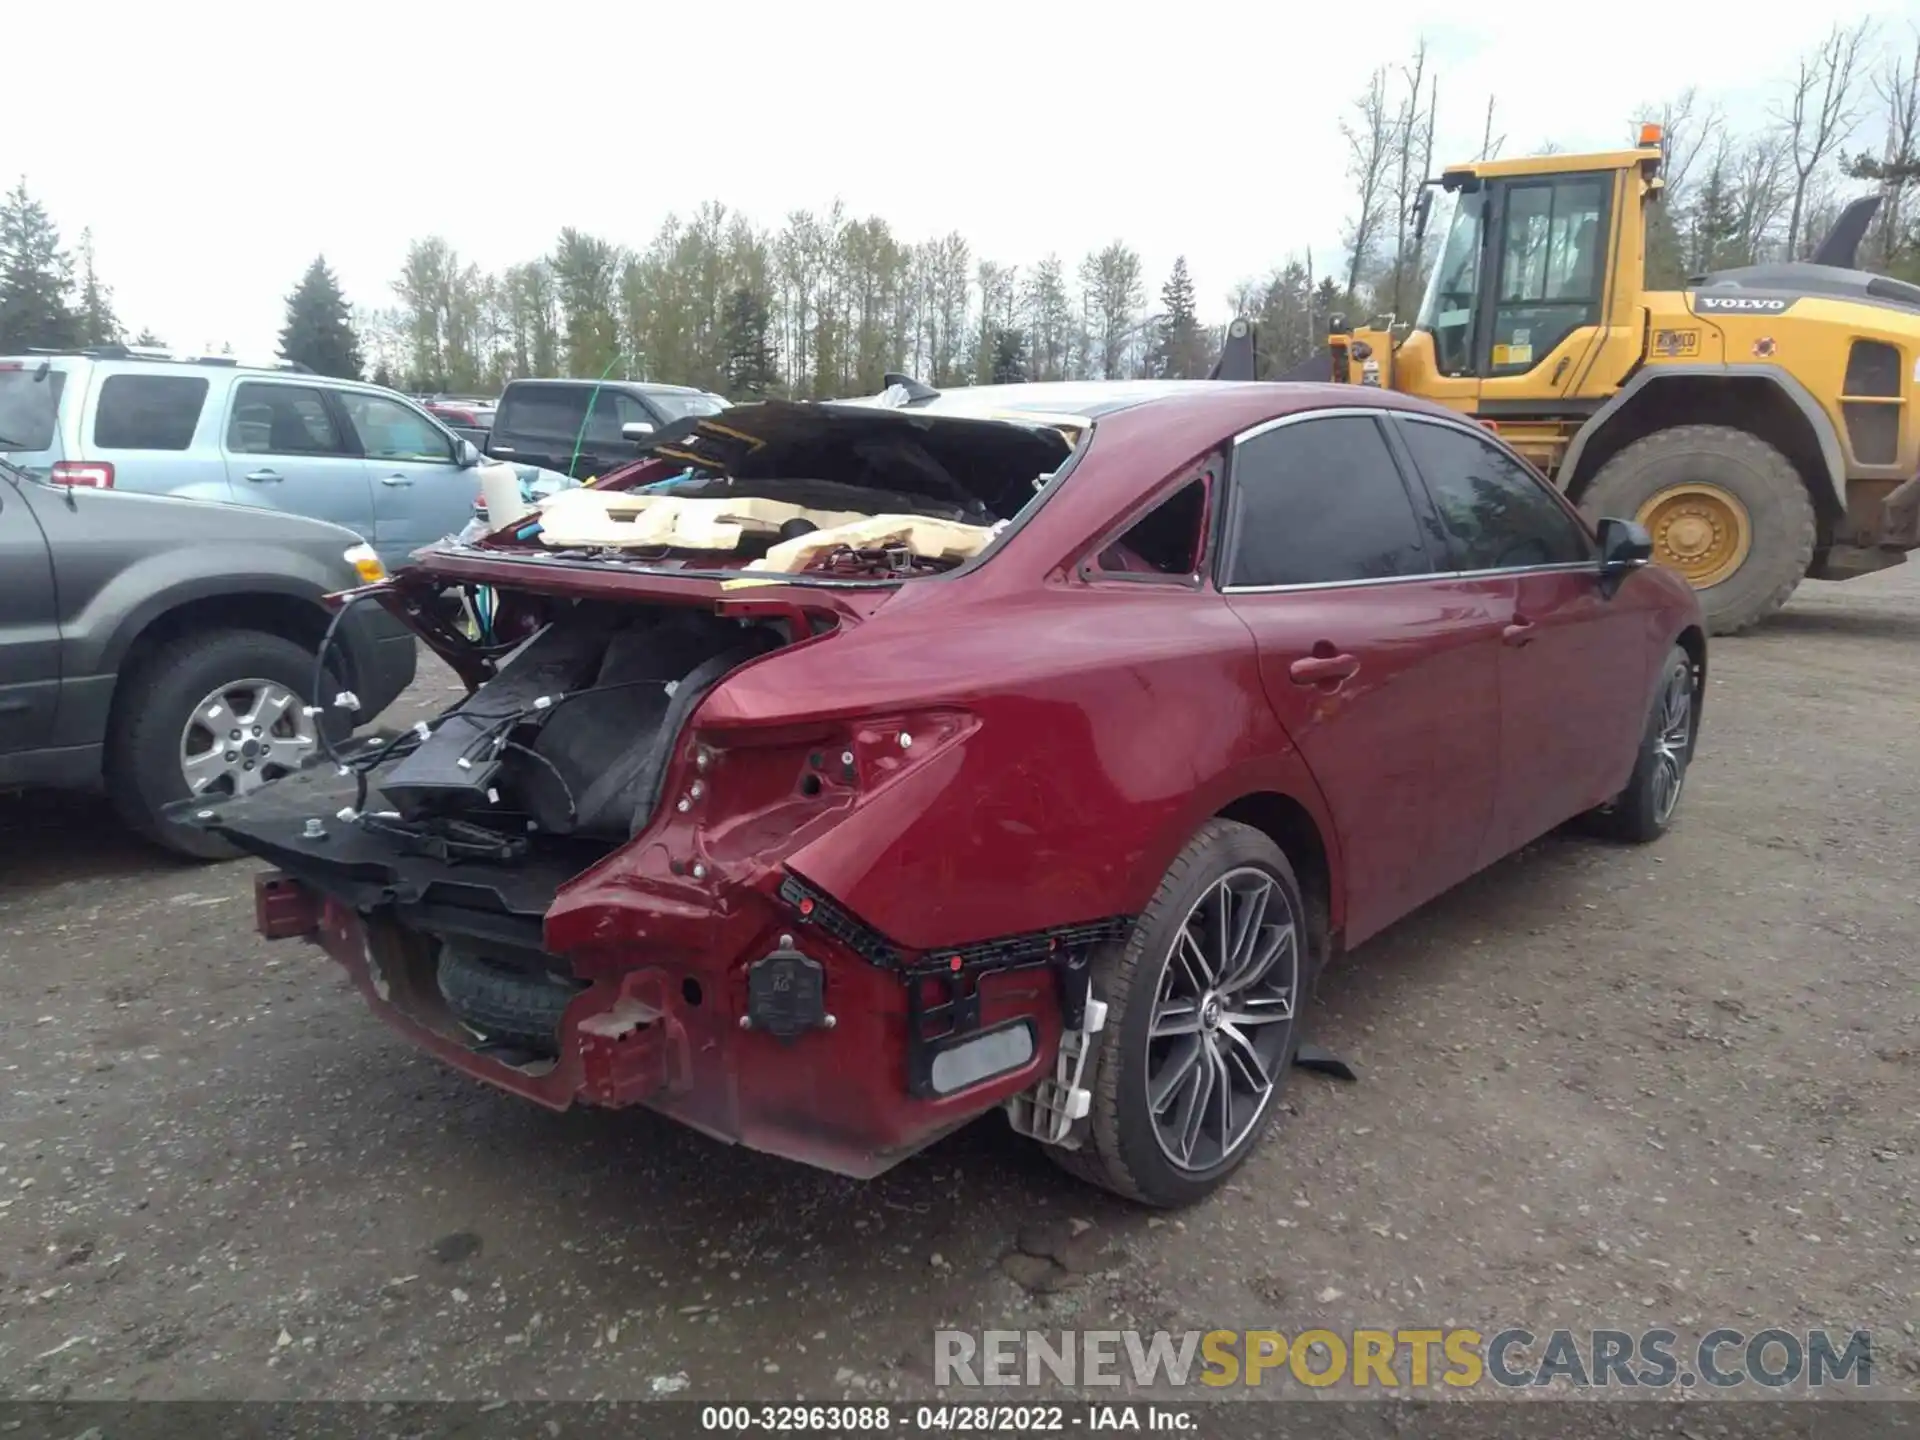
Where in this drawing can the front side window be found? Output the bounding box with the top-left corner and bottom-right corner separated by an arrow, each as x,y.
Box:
1397,417 -> 1592,570
227,384 -> 346,456
584,389 -> 657,447
1224,414 -> 1432,588
339,391 -> 455,463
1487,176 -> 1608,376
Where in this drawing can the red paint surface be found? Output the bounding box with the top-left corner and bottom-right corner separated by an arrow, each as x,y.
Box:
333,383 -> 1702,1175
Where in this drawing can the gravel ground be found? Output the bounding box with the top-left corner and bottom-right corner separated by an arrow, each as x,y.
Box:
0,569 -> 1915,1408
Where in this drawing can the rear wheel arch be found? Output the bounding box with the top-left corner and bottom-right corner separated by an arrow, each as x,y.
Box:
1562,369 -> 1844,526
1212,791 -> 1337,974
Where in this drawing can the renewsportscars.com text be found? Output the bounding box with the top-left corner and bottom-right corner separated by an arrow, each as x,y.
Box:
934,1327 -> 1874,1391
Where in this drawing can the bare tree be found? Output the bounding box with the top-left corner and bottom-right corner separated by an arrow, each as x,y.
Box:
1477,95 -> 1505,161
1775,20 -> 1874,256
1854,27 -> 1920,267
1341,67 -> 1394,303
1734,135 -> 1793,262
1385,41 -> 1438,318
1635,88 -> 1721,201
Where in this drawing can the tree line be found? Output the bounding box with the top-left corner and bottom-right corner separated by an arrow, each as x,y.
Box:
1,18 -> 1913,396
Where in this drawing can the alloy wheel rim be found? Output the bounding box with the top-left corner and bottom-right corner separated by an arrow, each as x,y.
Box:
179,678 -> 317,798
1650,665 -> 1693,824
1145,866 -> 1299,1174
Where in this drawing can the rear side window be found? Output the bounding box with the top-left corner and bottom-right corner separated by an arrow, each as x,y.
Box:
93,374 -> 209,451
496,386 -> 589,439
1094,475 -> 1208,578
226,383 -> 347,456
0,368 -> 64,451
1396,418 -> 1592,569
1225,414 -> 1431,587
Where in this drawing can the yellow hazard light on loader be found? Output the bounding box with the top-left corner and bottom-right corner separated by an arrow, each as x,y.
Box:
1639,122 -> 1663,147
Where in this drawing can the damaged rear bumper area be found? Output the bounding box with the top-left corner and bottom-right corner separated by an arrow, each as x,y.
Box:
192,577 -> 1128,1179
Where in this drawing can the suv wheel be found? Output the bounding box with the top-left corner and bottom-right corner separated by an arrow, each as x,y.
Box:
108,628 -> 340,860
1051,820 -> 1305,1207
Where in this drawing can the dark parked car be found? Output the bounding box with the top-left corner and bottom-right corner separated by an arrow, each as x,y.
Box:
0,456 -> 415,857
197,380 -> 1702,1206
486,378 -> 728,478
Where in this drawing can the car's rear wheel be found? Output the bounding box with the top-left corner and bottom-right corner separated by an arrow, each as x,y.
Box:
1584,643 -> 1698,844
1051,820 -> 1305,1207
107,628 -> 339,860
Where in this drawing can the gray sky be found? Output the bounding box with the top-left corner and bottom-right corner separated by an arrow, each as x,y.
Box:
6,0 -> 1916,364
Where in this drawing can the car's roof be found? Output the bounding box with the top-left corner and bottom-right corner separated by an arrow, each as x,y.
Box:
841,379 -> 1445,425
503,377 -> 715,396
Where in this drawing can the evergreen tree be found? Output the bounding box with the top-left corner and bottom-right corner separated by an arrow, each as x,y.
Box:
371,361 -> 396,389
74,229 -> 119,346
1154,256 -> 1205,378
278,256 -> 364,378
722,285 -> 776,397
131,327 -> 163,347
0,179 -> 77,352
990,326 -> 1028,384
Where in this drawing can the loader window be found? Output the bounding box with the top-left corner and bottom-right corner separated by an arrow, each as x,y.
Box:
1485,176 -> 1609,377
1415,190 -> 1485,377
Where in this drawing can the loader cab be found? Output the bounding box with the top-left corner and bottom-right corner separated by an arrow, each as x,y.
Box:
1392,137 -> 1664,420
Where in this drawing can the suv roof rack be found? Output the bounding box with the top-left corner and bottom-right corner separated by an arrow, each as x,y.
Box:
21,344 -> 312,374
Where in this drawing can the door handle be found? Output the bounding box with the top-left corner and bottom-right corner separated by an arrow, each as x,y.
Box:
1503,615 -> 1535,646
379,474 -> 413,487
244,468 -> 282,483
1288,652 -> 1360,686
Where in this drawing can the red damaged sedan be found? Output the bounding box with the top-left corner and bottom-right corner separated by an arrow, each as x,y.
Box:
195,380 -> 1704,1207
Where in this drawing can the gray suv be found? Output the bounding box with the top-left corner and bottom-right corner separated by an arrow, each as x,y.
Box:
0,347 -> 498,569
1,454 -> 415,857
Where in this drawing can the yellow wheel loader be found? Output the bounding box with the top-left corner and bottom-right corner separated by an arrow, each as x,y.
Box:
1218,125 -> 1920,634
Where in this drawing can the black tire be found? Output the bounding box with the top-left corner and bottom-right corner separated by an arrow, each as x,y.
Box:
106,628 -> 340,861
1578,424 -> 1814,636
1585,644 -> 1699,844
1049,820 -> 1309,1208
435,946 -> 583,1054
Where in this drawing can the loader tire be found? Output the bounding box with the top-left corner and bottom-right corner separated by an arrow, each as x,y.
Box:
1579,425 -> 1815,636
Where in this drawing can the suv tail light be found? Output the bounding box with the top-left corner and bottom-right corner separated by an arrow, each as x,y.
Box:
52,460 -> 114,489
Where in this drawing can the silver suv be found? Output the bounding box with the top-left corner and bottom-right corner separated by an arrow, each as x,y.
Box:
0,346 -> 499,569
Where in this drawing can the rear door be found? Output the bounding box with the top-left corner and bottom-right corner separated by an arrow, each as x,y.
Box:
1220,410 -> 1510,945
488,384 -> 591,474
1391,413 -> 1645,855
221,380 -> 376,544
0,476 -> 59,755
85,371 -> 222,499
332,388 -> 478,565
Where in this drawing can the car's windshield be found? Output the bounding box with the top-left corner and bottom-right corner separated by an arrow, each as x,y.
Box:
1414,188 -> 1485,377
0,365 -> 64,451
647,393 -> 729,422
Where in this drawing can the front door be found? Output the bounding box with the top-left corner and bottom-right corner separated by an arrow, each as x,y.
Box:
221,381 -> 375,546
333,389 -> 479,566
1219,410 -> 1506,945
0,479 -> 58,755
1391,412 -> 1645,856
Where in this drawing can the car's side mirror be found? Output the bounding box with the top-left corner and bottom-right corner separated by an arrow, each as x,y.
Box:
1596,516 -> 1652,595
621,421 -> 656,443
455,439 -> 482,469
